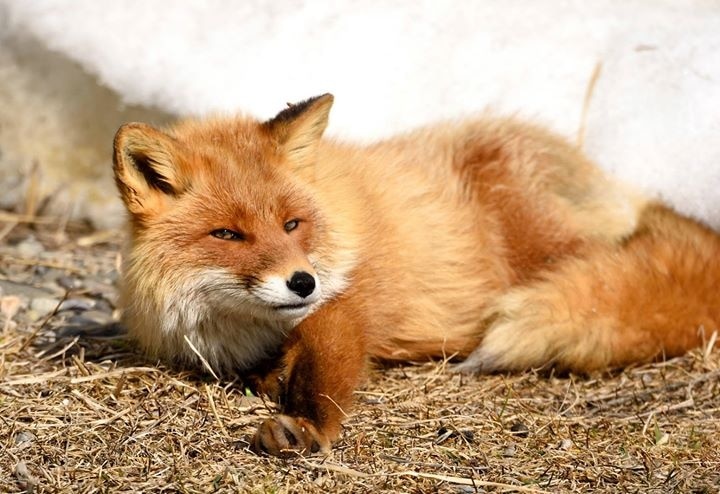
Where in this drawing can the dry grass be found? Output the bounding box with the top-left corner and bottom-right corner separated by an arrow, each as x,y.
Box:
1,222 -> 719,493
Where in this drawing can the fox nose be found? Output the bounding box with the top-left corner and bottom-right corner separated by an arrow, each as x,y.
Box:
287,271 -> 316,298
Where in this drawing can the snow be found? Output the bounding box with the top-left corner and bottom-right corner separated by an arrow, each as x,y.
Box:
2,0 -> 719,226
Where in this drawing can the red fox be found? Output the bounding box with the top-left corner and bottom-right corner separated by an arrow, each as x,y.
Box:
113,94 -> 720,456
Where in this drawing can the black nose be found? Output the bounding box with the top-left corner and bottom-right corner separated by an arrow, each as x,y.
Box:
287,271 -> 316,298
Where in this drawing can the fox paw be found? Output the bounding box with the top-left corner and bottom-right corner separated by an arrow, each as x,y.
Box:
252,415 -> 330,457
246,369 -> 284,402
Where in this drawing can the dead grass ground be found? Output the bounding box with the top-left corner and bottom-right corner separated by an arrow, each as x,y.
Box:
1,220 -> 719,493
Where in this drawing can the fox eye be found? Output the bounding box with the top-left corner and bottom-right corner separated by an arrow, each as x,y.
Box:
284,219 -> 300,232
210,229 -> 244,241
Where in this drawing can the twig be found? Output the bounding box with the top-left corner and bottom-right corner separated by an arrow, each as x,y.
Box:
2,256 -> 85,274
302,460 -> 551,492
206,384 -> 231,439
184,334 -> 220,380
577,60 -> 603,149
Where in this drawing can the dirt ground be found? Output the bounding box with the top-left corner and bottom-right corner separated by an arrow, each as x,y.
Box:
1,217 -> 719,493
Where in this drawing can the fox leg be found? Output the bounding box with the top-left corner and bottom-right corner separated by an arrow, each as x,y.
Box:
252,298 -> 367,456
458,205 -> 720,374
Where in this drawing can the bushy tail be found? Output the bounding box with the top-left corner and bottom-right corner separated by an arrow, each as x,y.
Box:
459,204 -> 720,373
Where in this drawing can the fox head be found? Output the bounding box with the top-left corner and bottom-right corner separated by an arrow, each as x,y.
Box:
113,94 -> 348,371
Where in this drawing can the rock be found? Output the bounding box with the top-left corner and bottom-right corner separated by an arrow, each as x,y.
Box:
15,236 -> 44,258
14,461 -> 38,493
78,310 -> 114,324
436,426 -> 475,444
14,430 -> 36,446
57,321 -> 125,338
81,279 -> 116,298
455,488 -> 480,494
0,280 -> 53,299
58,298 -> 95,312
502,443 -> 517,457
30,297 -> 61,315
56,276 -> 82,291
509,421 -> 530,438
92,298 -> 115,313
461,430 -> 475,442
559,439 -> 573,450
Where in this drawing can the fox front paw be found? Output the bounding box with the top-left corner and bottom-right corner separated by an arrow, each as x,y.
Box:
252,415 -> 330,457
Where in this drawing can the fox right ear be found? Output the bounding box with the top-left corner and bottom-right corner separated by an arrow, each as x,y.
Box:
264,94 -> 334,169
113,123 -> 185,216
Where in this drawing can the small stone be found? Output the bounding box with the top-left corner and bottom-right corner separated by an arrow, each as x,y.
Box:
56,276 -> 82,291
436,426 -> 453,444
0,280 -> 53,299
509,421 -> 530,438
16,237 -> 44,258
559,438 -> 573,450
14,431 -> 36,445
64,315 -> 101,329
14,461 -> 38,493
58,320 -> 125,338
78,310 -> 114,324
460,430 -> 475,443
30,297 -> 61,315
82,279 -> 115,298
91,298 -> 115,314
502,443 -> 516,457
435,426 -> 474,444
58,298 -> 95,312
104,270 -> 120,284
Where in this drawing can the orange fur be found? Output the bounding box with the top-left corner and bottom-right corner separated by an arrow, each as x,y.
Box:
113,94 -> 719,456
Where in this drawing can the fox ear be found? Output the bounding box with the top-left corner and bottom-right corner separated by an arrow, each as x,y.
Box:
264,93 -> 334,168
113,123 -> 185,215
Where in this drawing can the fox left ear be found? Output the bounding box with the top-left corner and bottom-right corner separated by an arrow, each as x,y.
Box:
264,94 -> 334,168
113,123 -> 187,217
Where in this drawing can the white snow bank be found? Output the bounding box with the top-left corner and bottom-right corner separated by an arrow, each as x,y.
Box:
2,0 -> 719,226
